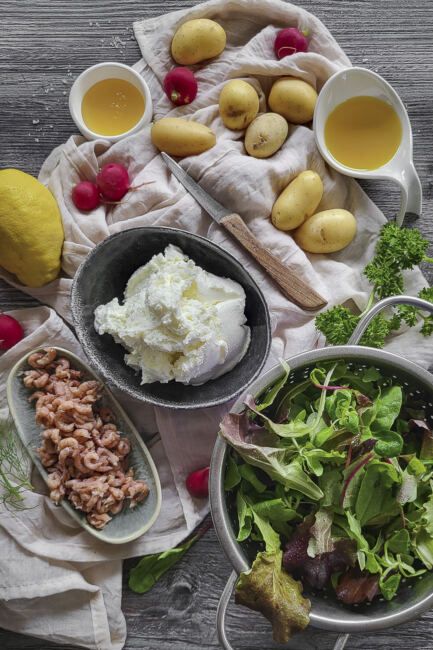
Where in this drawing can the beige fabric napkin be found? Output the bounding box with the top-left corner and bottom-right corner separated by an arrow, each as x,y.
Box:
0,0 -> 432,648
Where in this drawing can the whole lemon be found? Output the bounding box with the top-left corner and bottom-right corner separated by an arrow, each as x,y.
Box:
0,169 -> 64,286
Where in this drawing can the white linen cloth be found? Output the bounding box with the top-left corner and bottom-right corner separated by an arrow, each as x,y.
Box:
0,0 -> 432,647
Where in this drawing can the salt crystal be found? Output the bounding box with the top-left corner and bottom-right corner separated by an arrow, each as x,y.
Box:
32,119 -> 39,124
62,91 -> 67,95
35,138 -> 40,142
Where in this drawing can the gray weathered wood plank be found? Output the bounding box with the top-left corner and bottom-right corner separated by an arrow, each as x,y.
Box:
1,1 -> 433,648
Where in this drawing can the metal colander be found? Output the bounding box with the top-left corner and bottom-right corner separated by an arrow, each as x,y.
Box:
210,296 -> 433,650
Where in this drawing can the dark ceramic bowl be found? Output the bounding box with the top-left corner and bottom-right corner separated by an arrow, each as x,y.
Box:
71,227 -> 271,409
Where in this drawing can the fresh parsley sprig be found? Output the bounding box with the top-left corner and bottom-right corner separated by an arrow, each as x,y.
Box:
316,223 -> 433,347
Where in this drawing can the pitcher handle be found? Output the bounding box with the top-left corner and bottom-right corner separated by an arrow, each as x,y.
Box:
348,295 -> 433,345
394,161 -> 422,226
216,572 -> 351,650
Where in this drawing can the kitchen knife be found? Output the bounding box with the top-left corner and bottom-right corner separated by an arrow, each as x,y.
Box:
161,152 -> 327,311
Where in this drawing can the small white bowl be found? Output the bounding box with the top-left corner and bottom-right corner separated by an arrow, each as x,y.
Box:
69,61 -> 153,143
313,67 -> 422,226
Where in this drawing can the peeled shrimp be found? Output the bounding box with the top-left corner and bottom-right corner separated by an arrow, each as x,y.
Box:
28,348 -> 57,369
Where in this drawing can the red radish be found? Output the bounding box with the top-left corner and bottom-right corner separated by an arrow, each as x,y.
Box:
72,181 -> 101,211
0,314 -> 24,351
274,27 -> 308,59
186,467 -> 209,499
96,163 -> 154,202
96,163 -> 130,201
163,68 -> 198,106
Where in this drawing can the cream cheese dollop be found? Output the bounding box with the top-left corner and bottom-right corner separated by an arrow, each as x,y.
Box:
94,244 -> 251,385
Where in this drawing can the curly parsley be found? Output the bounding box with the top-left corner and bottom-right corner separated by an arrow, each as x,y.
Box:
316,223 -> 433,347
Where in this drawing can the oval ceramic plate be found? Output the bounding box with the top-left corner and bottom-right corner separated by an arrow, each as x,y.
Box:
6,346 -> 162,544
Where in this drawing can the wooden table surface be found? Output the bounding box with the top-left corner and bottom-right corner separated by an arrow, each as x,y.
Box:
1,1 -> 433,648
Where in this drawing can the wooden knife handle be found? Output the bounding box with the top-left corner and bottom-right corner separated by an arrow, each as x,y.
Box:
220,213 -> 327,311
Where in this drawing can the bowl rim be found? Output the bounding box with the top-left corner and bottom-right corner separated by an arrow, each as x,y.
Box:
210,344 -> 433,632
71,226 -> 272,410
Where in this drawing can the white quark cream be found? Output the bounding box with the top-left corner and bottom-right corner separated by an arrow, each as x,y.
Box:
94,244 -> 251,385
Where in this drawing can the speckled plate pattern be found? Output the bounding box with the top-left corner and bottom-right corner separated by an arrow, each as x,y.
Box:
7,346 -> 162,545
71,227 -> 271,410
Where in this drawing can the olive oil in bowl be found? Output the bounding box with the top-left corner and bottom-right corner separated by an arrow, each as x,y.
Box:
81,78 -> 145,137
324,96 -> 402,170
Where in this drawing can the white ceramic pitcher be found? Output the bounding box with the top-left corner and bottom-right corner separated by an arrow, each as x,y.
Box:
313,67 -> 422,226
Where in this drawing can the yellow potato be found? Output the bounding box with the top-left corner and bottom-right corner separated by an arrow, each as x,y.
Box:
268,77 -> 318,124
244,113 -> 288,158
219,80 -> 259,130
151,118 -> 216,157
294,209 -> 357,253
171,18 -> 226,65
272,170 -> 323,231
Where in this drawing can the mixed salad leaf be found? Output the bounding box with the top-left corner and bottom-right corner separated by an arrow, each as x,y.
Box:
220,361 -> 433,642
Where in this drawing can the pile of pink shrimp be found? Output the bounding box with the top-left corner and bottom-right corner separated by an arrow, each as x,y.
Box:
23,348 -> 149,530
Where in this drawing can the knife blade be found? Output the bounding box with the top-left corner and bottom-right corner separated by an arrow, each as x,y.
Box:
161,152 -> 327,311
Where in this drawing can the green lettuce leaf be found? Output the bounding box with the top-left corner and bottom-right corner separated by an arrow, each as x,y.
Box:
341,511 -> 380,573
422,492 -> 433,537
129,535 -> 200,593
253,498 -> 299,525
387,529 -> 410,555
255,360 -> 291,411
396,468 -> 417,505
219,415 -> 323,500
370,386 -> 402,433
361,367 -> 382,383
307,509 -> 334,557
224,454 -> 241,491
299,440 -> 345,478
235,550 -> 310,643
414,529 -> 433,569
355,463 -> 400,525
318,468 -> 342,508
244,395 -> 312,438
238,463 -> 267,493
236,489 -> 253,542
251,506 -> 281,553
380,573 -> 401,600
374,430 -> 404,458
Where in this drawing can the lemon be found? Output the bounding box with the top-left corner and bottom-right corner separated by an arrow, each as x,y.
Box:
0,169 -> 64,286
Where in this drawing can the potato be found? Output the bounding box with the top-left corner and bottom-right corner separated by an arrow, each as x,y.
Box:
244,113 -> 288,158
293,209 -> 357,253
219,80 -> 259,130
268,77 -> 318,124
151,118 -> 216,157
272,170 -> 323,231
171,19 -> 226,65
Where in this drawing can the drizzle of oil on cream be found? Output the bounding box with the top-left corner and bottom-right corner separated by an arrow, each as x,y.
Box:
81,78 -> 145,136
324,96 -> 402,170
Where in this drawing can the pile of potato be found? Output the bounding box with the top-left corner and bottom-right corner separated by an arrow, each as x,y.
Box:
220,76 -> 318,160
150,17 -> 357,254
272,171 -> 357,253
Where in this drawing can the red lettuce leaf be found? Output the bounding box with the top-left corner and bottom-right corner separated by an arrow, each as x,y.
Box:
335,570 -> 380,604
